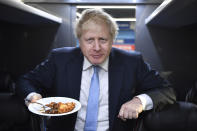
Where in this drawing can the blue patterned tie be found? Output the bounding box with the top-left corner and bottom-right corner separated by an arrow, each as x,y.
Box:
84,66 -> 100,131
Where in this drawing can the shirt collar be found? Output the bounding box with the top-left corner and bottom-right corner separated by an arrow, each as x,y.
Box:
83,56 -> 109,72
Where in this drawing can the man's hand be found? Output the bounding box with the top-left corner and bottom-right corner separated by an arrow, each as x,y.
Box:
25,93 -> 42,106
118,97 -> 143,121
31,93 -> 42,102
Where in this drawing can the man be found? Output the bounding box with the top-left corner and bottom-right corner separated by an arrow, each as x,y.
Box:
16,9 -> 176,131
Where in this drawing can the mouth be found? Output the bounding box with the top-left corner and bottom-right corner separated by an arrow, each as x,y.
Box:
92,54 -> 103,59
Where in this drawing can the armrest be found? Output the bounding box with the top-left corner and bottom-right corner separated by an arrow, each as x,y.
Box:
143,101 -> 197,131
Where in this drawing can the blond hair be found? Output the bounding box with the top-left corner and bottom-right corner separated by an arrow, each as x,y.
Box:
75,8 -> 118,40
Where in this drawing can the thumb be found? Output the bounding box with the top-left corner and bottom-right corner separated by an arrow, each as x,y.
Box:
31,93 -> 42,102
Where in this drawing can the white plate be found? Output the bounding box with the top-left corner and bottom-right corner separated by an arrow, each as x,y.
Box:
28,97 -> 81,116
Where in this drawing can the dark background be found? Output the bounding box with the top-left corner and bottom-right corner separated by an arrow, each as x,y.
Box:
1,0 -> 197,101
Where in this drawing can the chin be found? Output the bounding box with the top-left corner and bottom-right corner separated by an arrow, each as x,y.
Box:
90,59 -> 104,65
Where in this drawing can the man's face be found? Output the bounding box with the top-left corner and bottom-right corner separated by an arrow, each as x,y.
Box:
79,21 -> 113,65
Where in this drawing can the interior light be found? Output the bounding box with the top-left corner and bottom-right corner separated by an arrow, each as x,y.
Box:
76,5 -> 136,9
113,18 -> 136,21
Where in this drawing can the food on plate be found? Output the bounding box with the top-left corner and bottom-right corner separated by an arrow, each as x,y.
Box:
44,102 -> 75,114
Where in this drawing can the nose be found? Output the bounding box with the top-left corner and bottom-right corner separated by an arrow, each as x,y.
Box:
94,40 -> 101,51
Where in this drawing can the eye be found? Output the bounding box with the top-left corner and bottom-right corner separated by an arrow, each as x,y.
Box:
86,38 -> 94,44
99,38 -> 107,43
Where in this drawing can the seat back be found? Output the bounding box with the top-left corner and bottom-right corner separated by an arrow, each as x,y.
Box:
0,72 -> 30,131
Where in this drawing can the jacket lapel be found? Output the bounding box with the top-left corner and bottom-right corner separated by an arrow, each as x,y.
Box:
108,48 -> 124,131
66,49 -> 83,101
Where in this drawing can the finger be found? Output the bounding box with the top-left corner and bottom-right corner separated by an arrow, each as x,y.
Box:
123,109 -> 129,119
118,114 -> 127,121
31,94 -> 42,102
132,112 -> 139,119
121,118 -> 127,121
118,105 -> 125,118
127,108 -> 139,119
128,111 -> 133,119
118,106 -> 127,121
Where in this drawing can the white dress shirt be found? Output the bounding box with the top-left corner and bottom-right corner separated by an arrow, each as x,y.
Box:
74,57 -> 109,131
74,56 -> 153,131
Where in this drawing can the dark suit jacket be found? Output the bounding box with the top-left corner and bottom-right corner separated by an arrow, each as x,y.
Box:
16,47 -> 176,131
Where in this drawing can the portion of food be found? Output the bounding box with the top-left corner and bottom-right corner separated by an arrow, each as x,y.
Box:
44,102 -> 75,114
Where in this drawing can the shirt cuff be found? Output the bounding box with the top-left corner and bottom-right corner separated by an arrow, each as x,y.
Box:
136,94 -> 153,110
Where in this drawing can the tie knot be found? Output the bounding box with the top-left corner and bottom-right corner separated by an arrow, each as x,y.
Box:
93,65 -> 99,73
